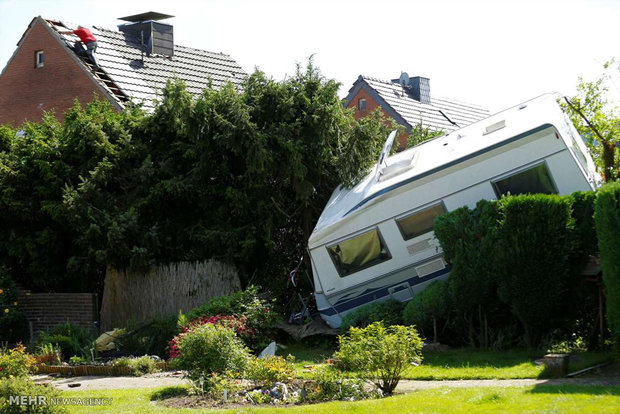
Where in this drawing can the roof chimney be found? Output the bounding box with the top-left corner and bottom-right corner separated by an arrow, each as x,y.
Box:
410,76 -> 431,104
392,73 -> 431,104
118,12 -> 174,57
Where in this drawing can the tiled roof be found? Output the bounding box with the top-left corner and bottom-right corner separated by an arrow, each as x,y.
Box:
45,19 -> 246,111
352,76 -> 490,133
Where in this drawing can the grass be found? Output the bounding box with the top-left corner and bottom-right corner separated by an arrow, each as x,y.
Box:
277,342 -> 612,380
63,385 -> 620,413
402,348 -> 611,380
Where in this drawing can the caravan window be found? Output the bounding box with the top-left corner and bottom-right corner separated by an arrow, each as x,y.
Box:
327,228 -> 391,277
492,163 -> 557,197
396,204 -> 446,240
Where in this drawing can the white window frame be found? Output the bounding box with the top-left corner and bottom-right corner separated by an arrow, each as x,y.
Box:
35,50 -> 44,68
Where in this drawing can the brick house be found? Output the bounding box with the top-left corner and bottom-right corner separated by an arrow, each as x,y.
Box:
344,74 -> 490,149
0,13 -> 246,126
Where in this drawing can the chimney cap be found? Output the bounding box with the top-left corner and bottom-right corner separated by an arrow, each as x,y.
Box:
118,12 -> 174,22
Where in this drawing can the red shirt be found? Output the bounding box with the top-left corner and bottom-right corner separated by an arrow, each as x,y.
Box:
73,27 -> 96,43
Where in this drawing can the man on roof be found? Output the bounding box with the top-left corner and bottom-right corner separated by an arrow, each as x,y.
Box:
59,26 -> 100,70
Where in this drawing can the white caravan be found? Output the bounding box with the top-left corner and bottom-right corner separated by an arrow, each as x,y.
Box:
308,93 -> 601,328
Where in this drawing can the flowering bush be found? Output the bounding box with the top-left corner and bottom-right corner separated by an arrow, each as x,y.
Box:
181,286 -> 278,351
169,315 -> 254,359
0,343 -> 36,378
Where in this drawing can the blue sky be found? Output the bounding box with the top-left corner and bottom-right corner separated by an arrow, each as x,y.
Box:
1,0 -> 618,112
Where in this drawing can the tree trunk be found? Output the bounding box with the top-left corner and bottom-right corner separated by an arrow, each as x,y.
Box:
602,141 -> 615,182
433,317 -> 438,343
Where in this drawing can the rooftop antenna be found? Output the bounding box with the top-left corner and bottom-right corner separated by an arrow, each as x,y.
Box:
399,72 -> 409,97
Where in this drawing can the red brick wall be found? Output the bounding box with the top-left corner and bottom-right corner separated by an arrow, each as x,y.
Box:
346,88 -> 409,149
0,18 -> 107,126
16,286 -> 96,334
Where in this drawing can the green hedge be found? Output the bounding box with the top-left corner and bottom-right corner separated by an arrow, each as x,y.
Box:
496,194 -> 574,348
432,193 -> 598,349
594,181 -> 620,356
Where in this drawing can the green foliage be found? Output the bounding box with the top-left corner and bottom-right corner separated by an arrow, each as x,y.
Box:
433,193 -> 599,349
0,268 -> 29,342
334,322 -> 423,395
594,180 -> 620,358
245,355 -> 296,386
405,123 -> 444,149
68,355 -> 87,365
434,199 -> 503,348
402,280 -> 450,343
35,321 -> 95,360
0,343 -> 35,378
306,366 -> 380,402
495,195 -> 575,348
340,299 -> 405,332
182,286 -> 277,351
561,59 -> 619,181
112,356 -> 160,376
1,59 -> 391,305
0,377 -> 67,414
170,324 -> 251,384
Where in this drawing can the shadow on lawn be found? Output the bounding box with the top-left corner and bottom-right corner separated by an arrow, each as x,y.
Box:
528,384 -> 620,396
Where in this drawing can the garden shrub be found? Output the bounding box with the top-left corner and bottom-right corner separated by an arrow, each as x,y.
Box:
0,269 -> 29,343
0,377 -> 67,414
594,181 -> 620,357
403,280 -> 450,343
340,299 -> 405,332
112,356 -> 160,376
169,323 -> 251,384
334,322 -> 423,394
496,194 -> 575,348
182,286 -> 278,351
0,343 -> 35,378
36,321 -> 94,360
245,355 -> 296,386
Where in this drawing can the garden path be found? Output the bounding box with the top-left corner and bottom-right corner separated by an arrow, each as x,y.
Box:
33,373 -> 620,392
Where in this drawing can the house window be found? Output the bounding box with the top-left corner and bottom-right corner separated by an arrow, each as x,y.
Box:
358,98 -> 367,111
492,163 -> 557,197
396,203 -> 446,241
35,50 -> 44,68
327,228 -> 391,277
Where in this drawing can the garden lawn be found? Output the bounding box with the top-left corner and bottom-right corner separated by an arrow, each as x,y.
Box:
63,385 -> 620,413
279,344 -> 611,380
402,349 -> 612,380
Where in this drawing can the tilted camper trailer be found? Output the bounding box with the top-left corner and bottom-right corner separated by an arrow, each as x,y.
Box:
308,93 -> 601,328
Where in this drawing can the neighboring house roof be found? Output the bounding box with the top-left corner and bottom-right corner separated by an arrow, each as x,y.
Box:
345,75 -> 490,133
44,17 -> 247,112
